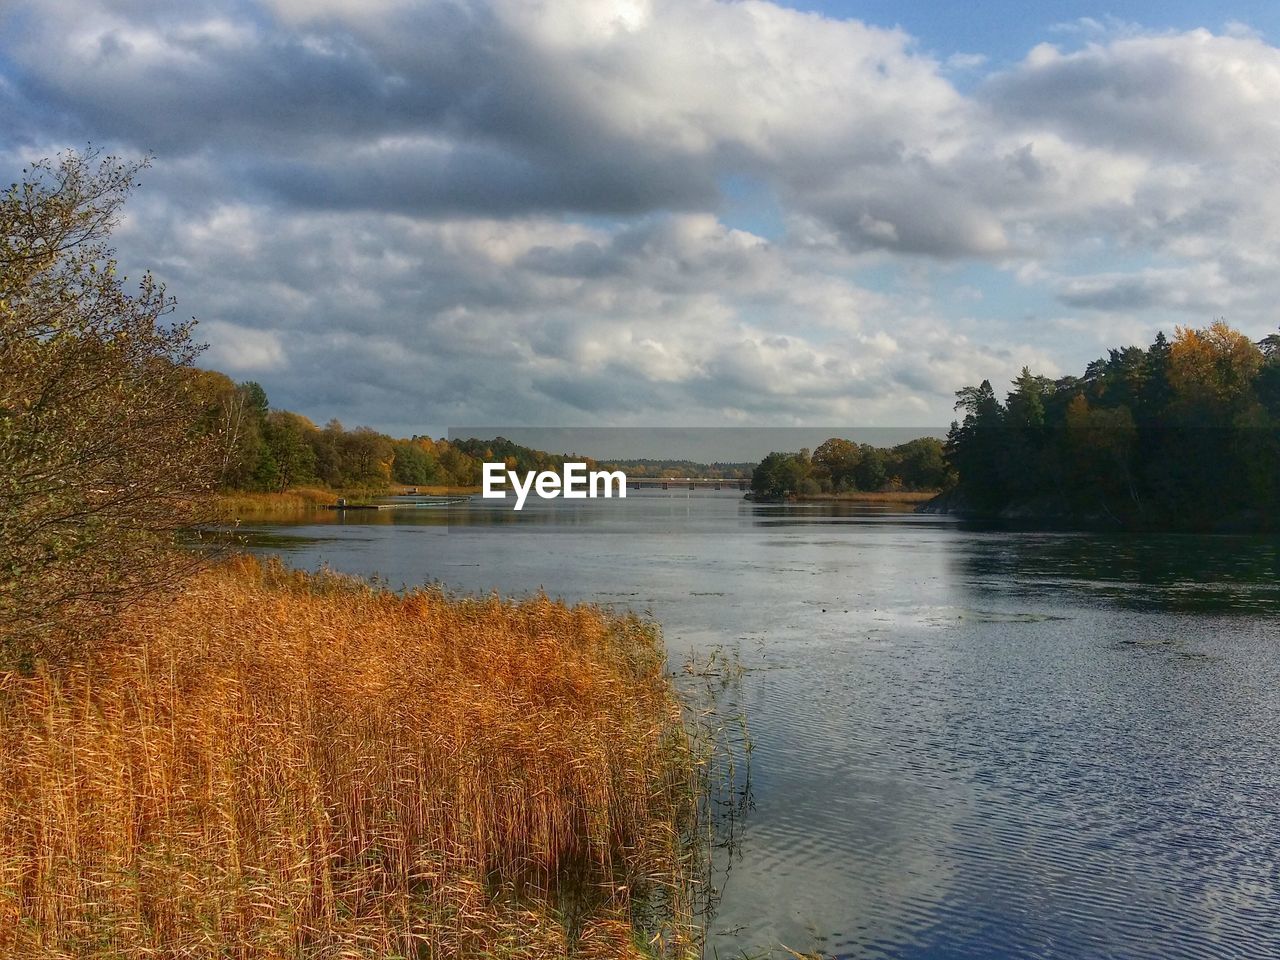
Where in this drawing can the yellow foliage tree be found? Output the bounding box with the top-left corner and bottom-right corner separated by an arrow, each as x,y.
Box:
1168,320 -> 1263,405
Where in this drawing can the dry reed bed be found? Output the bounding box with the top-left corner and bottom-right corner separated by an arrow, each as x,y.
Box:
0,557 -> 699,958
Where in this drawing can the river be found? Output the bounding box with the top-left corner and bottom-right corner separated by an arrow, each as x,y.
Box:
238,490 -> 1280,959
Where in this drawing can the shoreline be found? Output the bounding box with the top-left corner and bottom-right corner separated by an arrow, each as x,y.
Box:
212,484 -> 484,516
747,490 -> 938,505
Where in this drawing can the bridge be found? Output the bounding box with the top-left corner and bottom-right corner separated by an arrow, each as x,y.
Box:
627,477 -> 749,491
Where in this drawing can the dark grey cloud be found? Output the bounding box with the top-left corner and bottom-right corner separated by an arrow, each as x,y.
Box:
255,141 -> 717,217
1059,277 -> 1162,312
531,367 -> 666,415
2,0 -> 722,217
1054,263 -> 1229,314
1058,278 -> 1164,311
5,1 -> 470,148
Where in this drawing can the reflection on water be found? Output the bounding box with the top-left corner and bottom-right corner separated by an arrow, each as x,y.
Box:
954,530 -> 1280,613
235,491 -> 1280,959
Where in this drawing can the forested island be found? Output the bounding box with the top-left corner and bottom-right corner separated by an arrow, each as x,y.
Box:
745,323 -> 1280,530
940,322 -> 1280,530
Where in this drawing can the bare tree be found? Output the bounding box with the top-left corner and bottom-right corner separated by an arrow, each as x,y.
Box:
1,149 -> 219,663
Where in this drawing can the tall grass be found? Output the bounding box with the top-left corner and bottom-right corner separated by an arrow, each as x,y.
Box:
212,486 -> 340,516
0,557 -> 701,958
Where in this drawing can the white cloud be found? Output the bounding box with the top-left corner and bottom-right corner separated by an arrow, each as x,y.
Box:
4,1 -> 1280,427
200,320 -> 288,373
110,197 -> 1045,429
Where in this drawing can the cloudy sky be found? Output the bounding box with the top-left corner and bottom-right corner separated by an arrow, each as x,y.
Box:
4,0 -> 1280,435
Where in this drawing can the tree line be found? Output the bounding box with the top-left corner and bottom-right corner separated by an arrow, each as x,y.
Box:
194,373 -> 585,492
196,381 -> 770,493
946,321 -> 1280,528
750,436 -> 948,498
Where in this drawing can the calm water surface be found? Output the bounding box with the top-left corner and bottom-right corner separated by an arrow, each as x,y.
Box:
238,491 -> 1280,959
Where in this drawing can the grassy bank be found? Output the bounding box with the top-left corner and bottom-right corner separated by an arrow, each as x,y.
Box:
0,557 -> 701,958
213,485 -> 485,517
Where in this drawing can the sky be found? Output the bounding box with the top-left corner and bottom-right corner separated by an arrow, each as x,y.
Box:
4,0 -> 1280,437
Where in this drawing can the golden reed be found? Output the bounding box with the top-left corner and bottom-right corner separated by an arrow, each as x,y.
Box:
0,557 -> 699,958
212,487 -> 340,516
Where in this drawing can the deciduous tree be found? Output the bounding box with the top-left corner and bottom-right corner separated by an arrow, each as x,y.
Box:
1,150 -> 218,660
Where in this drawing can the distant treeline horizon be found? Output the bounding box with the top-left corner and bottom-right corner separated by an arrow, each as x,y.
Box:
198,370 -> 607,491
198,369 -> 945,492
